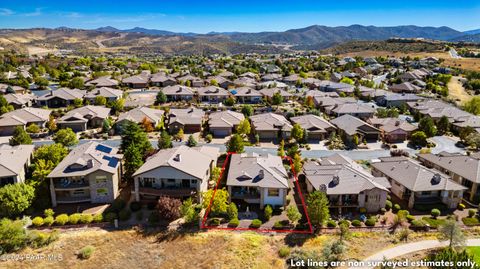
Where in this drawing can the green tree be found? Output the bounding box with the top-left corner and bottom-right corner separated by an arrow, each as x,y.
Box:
272,91 -> 283,105
156,91 -> 167,104
69,77 -> 84,89
9,126 -> 32,146
293,153 -> 303,174
202,188 -> 229,215
187,135 -> 197,147
278,140 -> 285,157
291,123 -> 304,142
102,118 -> 111,133
111,98 -> 125,114
410,131 -> 428,147
264,205 -> 273,220
32,159 -> 55,183
34,77 -> 49,88
287,205 -> 302,225
94,96 -> 107,106
307,191 -> 330,227
180,198 -> 197,223
241,105 -> 254,117
438,219 -> 465,248
460,126 -> 476,142
123,143 -> 144,179
437,116 -> 450,135
227,203 -> 238,220
418,117 -> 437,137
53,128 -> 78,147
158,130 -> 173,149
0,218 -> 28,253
73,98 -> 83,107
236,119 -> 251,136
0,183 -> 35,217
120,121 -> 152,155
226,134 -> 244,153
223,96 -> 235,106
34,143 -> 68,167
340,77 -> 354,85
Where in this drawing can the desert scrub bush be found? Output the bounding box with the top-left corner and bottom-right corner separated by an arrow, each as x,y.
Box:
32,216 -> 44,227
338,219 -> 350,227
365,217 -> 377,227
78,245 -> 95,259
55,214 -> 69,225
93,214 -> 103,223
264,205 -> 273,221
278,246 -> 291,258
250,219 -> 262,228
43,216 -> 54,226
406,215 -> 415,222
410,219 -> 426,228
28,230 -> 59,248
69,213 -> 81,225
385,200 -> 392,210
44,208 -> 54,217
468,209 -> 477,218
326,219 -> 337,228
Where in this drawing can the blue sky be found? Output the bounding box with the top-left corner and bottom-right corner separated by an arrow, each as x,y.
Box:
0,0 -> 479,33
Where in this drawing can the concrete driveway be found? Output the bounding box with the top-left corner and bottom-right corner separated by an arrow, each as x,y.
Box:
430,136 -> 465,154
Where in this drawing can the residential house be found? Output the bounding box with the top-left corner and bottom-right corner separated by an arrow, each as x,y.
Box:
227,153 -> 289,209
417,152 -> 480,202
197,86 -> 230,103
330,114 -> 380,143
133,145 -> 219,201
371,156 -> 465,209
290,114 -> 336,140
47,142 -> 123,207
0,144 -> 34,186
250,113 -> 292,141
232,87 -> 262,104
177,74 -> 204,87
389,82 -> 422,93
259,87 -> 292,102
161,85 -> 195,102
368,117 -> 417,143
150,73 -> 177,87
116,106 -> 164,132
0,107 -> 51,136
36,88 -> 86,108
208,110 -> 245,137
317,81 -> 355,94
208,76 -> 234,89
122,73 -> 150,88
167,108 -> 205,133
85,76 -> 119,88
330,103 -> 376,120
57,106 -> 111,132
302,154 -> 389,213
233,77 -> 257,88
84,87 -> 123,104
377,93 -> 423,108
4,93 -> 35,109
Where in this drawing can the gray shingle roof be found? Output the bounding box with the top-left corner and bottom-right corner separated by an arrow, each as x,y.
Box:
250,113 -> 292,132
227,153 -> 288,189
117,107 -> 164,124
58,105 -> 111,124
290,114 -> 335,134
209,110 -> 244,128
330,115 -> 379,136
417,153 -> 480,184
0,144 -> 34,178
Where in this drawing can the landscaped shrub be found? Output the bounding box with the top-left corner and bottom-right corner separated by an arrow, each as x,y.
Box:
157,196 -> 181,220
250,219 -> 262,228
421,217 -> 446,228
406,215 -> 415,222
210,218 -> 221,226
380,208 -> 386,214
93,214 -> 103,223
351,220 -> 362,227
29,230 -> 59,248
393,204 -> 401,212
273,221 -> 284,229
43,216 -> 54,226
55,214 -> 69,225
118,209 -> 131,221
386,195 -> 391,200
148,212 -> 160,224
78,245 -> 95,259
410,219 -> 426,228
44,209 -> 54,217
458,203 -> 466,210
385,200 -> 392,210
135,211 -> 143,221
264,205 -> 273,221
129,202 -> 142,212
227,203 -> 238,220
104,212 -> 117,223
32,216 -> 44,227
468,209 -> 477,218
69,213 -> 81,224
462,217 -> 480,226
326,220 -> 337,228
431,208 -> 441,219
278,246 -> 291,258
338,219 -> 350,227
228,218 -> 239,227
79,214 -> 93,224
365,218 -> 376,227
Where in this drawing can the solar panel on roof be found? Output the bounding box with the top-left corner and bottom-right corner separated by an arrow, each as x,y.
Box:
96,144 -> 112,154
102,155 -> 119,168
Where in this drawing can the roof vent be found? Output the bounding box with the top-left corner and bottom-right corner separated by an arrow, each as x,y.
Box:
395,121 -> 400,126
319,184 -> 327,192
431,173 -> 441,185
173,154 -> 181,162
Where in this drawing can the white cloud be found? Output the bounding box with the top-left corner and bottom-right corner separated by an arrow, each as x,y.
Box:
23,8 -> 43,17
0,8 -> 14,16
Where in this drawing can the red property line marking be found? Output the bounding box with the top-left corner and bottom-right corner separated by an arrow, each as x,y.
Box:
201,152 -> 313,234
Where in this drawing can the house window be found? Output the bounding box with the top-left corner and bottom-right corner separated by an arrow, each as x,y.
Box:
96,176 -> 107,184
268,189 -> 280,197
97,188 -> 108,196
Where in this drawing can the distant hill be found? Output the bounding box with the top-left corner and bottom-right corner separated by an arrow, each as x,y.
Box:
450,33 -> 480,43
463,29 -> 480,35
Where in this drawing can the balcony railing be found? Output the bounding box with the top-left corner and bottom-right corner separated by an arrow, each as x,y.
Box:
56,196 -> 91,204
138,187 -> 196,197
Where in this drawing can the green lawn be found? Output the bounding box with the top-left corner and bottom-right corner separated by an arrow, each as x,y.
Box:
466,246 -> 480,264
421,217 -> 446,228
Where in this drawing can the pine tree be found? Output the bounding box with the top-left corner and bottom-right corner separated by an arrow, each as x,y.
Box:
9,126 -> 32,146
158,131 -> 173,149
124,143 -> 143,179
187,135 -> 197,147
